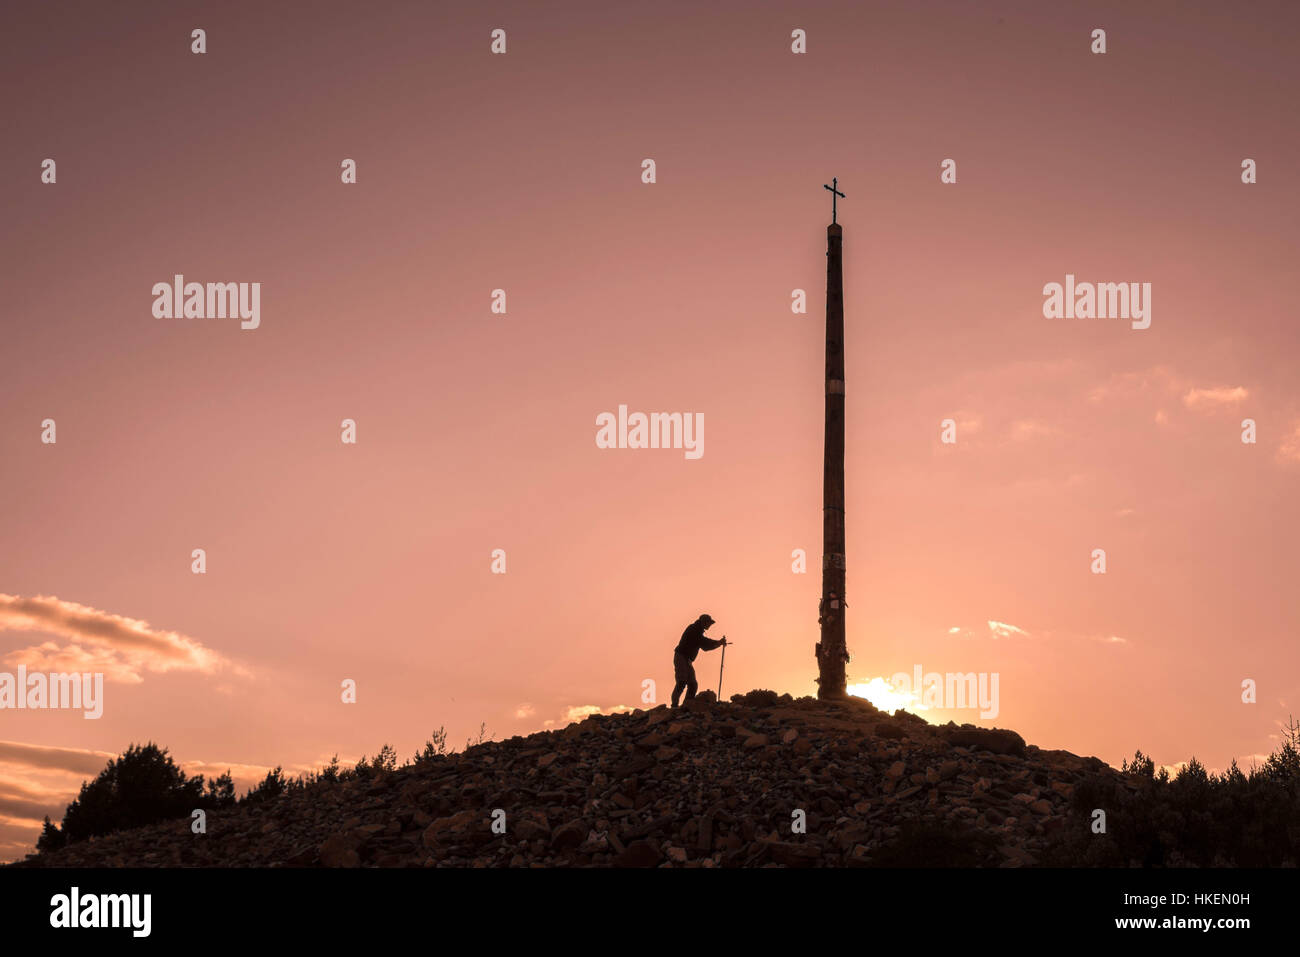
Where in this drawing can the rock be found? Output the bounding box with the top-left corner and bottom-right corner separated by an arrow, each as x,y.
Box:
767,842 -> 821,867
318,832 -> 362,868
537,753 -> 559,768
514,819 -> 550,842
422,809 -> 478,848
944,727 -> 1026,756
874,723 -> 906,739
550,820 -> 587,851
997,844 -> 1037,866
654,745 -> 682,761
615,839 -> 662,868
742,734 -> 769,749
665,845 -> 688,863
885,761 -> 906,781
285,845 -> 317,867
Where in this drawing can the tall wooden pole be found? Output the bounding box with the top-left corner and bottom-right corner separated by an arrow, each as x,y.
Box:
817,192 -> 848,698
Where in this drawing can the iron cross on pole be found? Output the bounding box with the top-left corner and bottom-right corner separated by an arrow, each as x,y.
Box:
823,177 -> 845,224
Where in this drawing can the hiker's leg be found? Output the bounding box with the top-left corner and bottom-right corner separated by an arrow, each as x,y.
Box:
683,662 -> 698,701
671,653 -> 688,707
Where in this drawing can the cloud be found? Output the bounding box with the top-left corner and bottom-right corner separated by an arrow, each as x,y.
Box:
1182,386 -> 1248,411
986,620 -> 1030,639
514,703 -> 535,719
0,594 -> 241,683
0,777 -> 77,823
1087,365 -> 1179,404
1091,635 -> 1127,645
561,704 -> 633,723
0,740 -> 115,776
1089,368 -> 1252,419
0,819 -> 49,863
4,641 -> 145,684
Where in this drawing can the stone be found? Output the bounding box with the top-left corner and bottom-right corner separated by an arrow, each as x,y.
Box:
551,820 -> 587,851
944,727 -> 1026,756
514,820 -> 550,842
318,832 -> 362,868
615,839 -> 662,868
422,809 -> 478,848
767,842 -> 821,867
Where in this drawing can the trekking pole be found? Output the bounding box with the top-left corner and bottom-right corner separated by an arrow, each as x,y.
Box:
718,637 -> 729,699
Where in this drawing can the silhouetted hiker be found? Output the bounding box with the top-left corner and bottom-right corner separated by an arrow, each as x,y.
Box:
672,614 -> 727,707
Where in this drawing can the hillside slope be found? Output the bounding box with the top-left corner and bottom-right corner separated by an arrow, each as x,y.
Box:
15,690 -> 1116,868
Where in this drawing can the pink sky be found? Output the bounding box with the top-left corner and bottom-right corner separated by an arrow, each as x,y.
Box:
2,0 -> 1298,860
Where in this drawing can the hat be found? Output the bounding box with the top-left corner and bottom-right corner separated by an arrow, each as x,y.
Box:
698,614 -> 715,625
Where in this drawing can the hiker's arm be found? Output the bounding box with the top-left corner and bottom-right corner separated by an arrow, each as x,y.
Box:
700,636 -> 724,650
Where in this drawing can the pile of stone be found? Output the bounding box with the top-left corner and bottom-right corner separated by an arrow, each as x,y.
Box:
15,690 -> 1116,868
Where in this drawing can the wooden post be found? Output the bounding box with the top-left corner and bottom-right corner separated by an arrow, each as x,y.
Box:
817,210 -> 848,699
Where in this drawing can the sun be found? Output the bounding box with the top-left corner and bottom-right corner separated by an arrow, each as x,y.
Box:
846,676 -> 923,715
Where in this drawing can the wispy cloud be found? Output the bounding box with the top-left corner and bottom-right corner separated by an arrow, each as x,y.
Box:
0,778 -> 76,823
987,620 -> 1030,639
562,703 -> 633,723
0,594 -> 243,683
1182,386 -> 1248,411
0,740 -> 115,776
514,703 -> 535,719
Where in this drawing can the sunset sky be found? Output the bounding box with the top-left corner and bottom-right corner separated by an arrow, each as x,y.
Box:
2,0 -> 1298,861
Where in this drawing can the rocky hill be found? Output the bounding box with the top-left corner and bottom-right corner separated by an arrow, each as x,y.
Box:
14,690 -> 1117,868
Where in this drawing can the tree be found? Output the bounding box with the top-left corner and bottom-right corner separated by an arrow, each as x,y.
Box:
59,742 -> 206,843
243,766 -> 287,804
36,816 -> 65,853
206,771 -> 236,808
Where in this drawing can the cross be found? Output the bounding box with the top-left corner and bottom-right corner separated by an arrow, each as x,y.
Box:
823,177 -> 845,224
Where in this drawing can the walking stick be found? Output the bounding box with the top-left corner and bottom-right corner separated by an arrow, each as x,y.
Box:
717,637 -> 729,699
